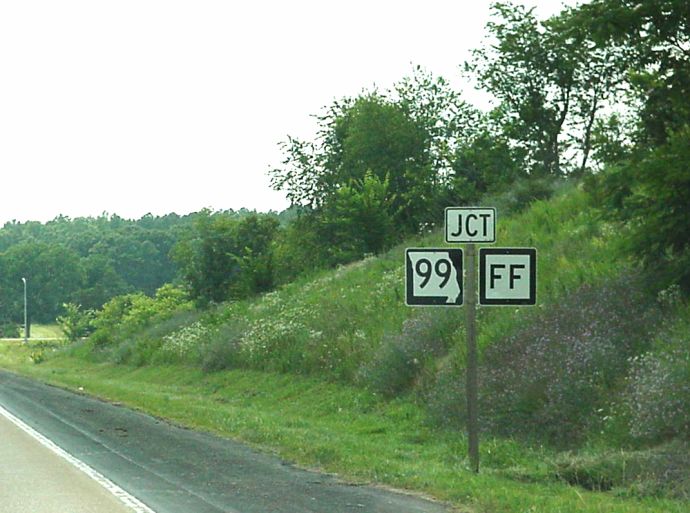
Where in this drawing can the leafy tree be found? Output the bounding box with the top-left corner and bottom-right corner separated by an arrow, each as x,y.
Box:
570,0 -> 690,147
172,211 -> 279,304
595,128 -> 690,291
0,242 -> 84,325
172,211 -> 239,304
571,0 -> 690,293
448,127 -> 526,202
76,254 -> 130,310
272,93 -> 434,231
317,172 -> 396,264
0,212 -> 192,320
57,303 -> 94,342
271,214 -> 325,285
468,2 -> 629,176
394,67 -> 483,181
233,213 -> 280,297
270,71 -> 489,235
468,2 -> 575,176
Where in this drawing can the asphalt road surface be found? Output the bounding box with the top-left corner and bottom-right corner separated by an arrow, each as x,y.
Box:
0,411 -> 137,513
0,370 -> 449,513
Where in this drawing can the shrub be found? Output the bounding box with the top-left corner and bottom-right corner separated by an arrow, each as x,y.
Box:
156,321 -> 215,364
358,309 -> 458,398
624,349 -> 690,442
110,337 -> 162,367
89,285 -> 192,350
424,274 -> 660,447
57,303 -> 94,342
200,321 -> 246,372
0,323 -> 20,338
482,176 -> 563,216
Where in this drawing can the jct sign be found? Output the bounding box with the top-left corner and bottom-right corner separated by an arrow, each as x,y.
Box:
479,248 -> 537,305
445,207 -> 496,243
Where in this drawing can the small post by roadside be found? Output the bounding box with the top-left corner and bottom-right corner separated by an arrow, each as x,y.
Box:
22,277 -> 28,344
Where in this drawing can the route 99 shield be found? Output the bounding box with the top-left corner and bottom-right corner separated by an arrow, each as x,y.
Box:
405,248 -> 463,306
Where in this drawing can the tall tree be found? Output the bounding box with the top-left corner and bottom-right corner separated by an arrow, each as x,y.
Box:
468,2 -> 629,176
172,211 -> 279,304
0,242 -> 84,325
570,0 -> 690,148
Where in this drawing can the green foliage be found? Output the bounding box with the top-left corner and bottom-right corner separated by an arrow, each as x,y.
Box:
0,242 -> 84,323
90,285 -> 192,349
448,130 -> 526,201
271,214 -> 325,285
624,128 -> 690,292
172,211 -> 279,304
591,127 -> 690,292
0,213 -> 195,324
572,0 -> 690,147
272,173 -> 397,280
56,303 -> 94,342
482,176 -> 563,217
358,309 -> 458,398
0,322 -> 19,338
468,2 -> 627,176
315,172 -> 396,264
270,71 -> 487,239
623,302 -> 690,442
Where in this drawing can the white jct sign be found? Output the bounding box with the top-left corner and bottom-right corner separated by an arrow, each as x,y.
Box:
479,248 -> 537,305
405,249 -> 463,306
445,207 -> 496,243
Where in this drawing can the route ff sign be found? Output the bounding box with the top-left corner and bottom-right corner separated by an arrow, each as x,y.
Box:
405,249 -> 463,306
445,207 -> 496,243
479,248 -> 537,305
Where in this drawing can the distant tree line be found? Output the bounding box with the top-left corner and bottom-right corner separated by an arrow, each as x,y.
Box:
0,213 -> 191,328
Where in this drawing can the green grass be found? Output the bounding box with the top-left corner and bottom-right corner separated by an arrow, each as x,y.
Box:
28,324 -> 63,339
7,324 -> 64,340
0,344 -> 685,513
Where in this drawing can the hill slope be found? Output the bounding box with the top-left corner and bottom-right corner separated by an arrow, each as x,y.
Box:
1,183 -> 688,512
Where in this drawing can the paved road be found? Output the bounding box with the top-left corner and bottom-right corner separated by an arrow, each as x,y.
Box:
0,370 -> 449,513
0,412 -> 136,513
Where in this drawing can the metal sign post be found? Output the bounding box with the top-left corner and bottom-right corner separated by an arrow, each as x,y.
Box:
464,243 -> 479,473
445,207 -> 494,474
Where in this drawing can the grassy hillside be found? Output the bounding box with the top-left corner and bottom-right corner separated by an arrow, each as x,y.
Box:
1,183 -> 688,512
91,184 -> 625,378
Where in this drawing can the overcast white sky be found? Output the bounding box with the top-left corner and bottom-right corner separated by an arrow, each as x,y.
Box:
0,0 -> 573,225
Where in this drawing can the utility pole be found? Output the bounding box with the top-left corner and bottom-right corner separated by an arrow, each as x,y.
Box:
21,277 -> 27,344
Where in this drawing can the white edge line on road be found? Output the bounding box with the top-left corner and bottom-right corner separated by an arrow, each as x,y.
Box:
0,404 -> 157,513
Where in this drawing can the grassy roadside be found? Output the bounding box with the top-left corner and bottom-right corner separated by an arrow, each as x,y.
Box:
28,324 -> 64,338
0,342 -> 685,513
